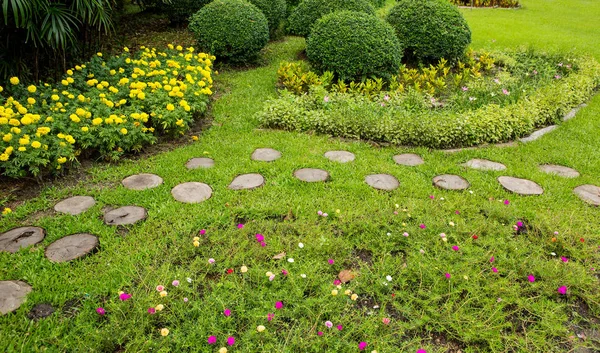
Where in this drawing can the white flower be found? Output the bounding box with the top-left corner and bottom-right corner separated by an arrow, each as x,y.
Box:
287,258 -> 294,263
386,232 -> 391,236
186,277 -> 192,283
300,274 -> 307,278
298,242 -> 304,248
386,275 -> 392,282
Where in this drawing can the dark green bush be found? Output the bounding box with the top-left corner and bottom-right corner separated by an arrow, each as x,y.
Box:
387,0 -> 471,64
160,0 -> 213,24
189,0 -> 269,62
248,0 -> 287,37
306,11 -> 403,81
369,0 -> 386,7
287,0 -> 375,37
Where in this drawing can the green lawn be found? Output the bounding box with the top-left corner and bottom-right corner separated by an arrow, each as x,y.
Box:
1,1 -> 599,352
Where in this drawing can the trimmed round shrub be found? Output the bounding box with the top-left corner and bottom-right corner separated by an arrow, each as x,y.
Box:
248,0 -> 287,37
189,0 -> 269,62
306,11 -> 403,81
159,0 -> 213,24
387,0 -> 471,64
287,0 -> 375,37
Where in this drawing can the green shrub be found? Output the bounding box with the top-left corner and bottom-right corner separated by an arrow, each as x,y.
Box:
306,11 -> 403,81
189,0 -> 269,62
248,0 -> 287,37
387,0 -> 471,64
159,0 -> 213,24
369,0 -> 386,7
287,0 -> 375,37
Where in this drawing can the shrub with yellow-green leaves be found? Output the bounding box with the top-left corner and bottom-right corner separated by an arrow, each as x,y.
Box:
0,45 -> 215,178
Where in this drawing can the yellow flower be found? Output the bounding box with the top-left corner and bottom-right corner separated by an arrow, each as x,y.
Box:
155,304 -> 164,311
67,69 -> 74,75
51,95 -> 59,101
61,79 -> 69,86
20,116 -> 32,125
0,154 -> 8,161
18,147 -> 26,152
219,348 -> 227,353
240,265 -> 248,273
27,85 -> 37,93
19,138 -> 29,145
168,44 -> 174,49
257,325 -> 266,332
123,47 -> 129,52
92,118 -> 103,126
31,141 -> 41,148
176,45 -> 183,51
344,289 -> 352,295
331,289 -> 338,296
81,127 -> 89,132
70,114 -> 81,123
11,127 -> 21,134
193,241 -> 200,247
159,290 -> 167,297
109,69 -> 116,75
2,207 -> 11,215
166,103 -> 175,111
0,85 -> 3,92
120,128 -> 128,135
351,293 -> 358,301
160,328 -> 169,337
27,97 -> 36,105
137,92 -> 145,100
2,133 -> 12,142
10,77 -> 19,85
191,135 -> 198,141
97,52 -> 103,57
57,157 -> 67,164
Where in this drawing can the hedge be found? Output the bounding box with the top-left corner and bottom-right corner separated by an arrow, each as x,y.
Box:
287,0 -> 375,37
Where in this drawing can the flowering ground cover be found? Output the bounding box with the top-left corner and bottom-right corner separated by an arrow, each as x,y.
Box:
1,0 -> 599,352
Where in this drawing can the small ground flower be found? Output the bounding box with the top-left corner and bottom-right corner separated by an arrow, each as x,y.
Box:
227,337 -> 235,346
224,309 -> 231,317
257,325 -> 266,332
382,317 -> 390,325
96,307 -> 105,316
160,328 -> 169,337
528,275 -> 536,282
328,259 -> 334,265
351,293 -> 358,301
219,348 -> 227,353
156,285 -> 164,291
237,224 -> 244,229
208,258 -> 215,264
445,273 -> 451,279
275,301 -> 283,309
119,293 -> 132,301
325,321 -> 333,328
558,286 -> 567,295
172,280 -> 179,287
160,291 -> 168,297
337,325 -> 343,331
241,265 -> 248,273
208,336 -> 217,344
359,342 -> 368,350
156,304 -> 164,311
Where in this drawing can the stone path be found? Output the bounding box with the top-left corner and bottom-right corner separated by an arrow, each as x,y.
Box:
104,206 -> 147,225
324,151 -> 355,163
293,168 -> 330,182
462,159 -> 506,171
45,233 -> 99,263
0,280 -> 32,315
251,148 -> 281,162
229,174 -> 265,190
122,173 -> 163,190
186,157 -> 215,169
573,185 -> 600,206
54,196 -> 96,215
393,153 -> 424,166
171,182 -> 212,203
519,126 -> 558,143
365,174 -> 399,191
0,226 -> 45,253
498,176 -> 544,195
539,164 -> 580,178
433,174 -> 470,190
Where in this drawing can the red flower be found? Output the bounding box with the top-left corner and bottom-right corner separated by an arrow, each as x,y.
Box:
226,268 -> 234,274
472,234 -> 478,240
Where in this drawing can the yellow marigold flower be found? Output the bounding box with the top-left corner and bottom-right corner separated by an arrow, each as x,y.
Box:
67,77 -> 74,83
97,52 -> 102,57
191,136 -> 198,141
2,207 -> 11,214
176,45 -> 183,51
81,127 -> 89,132
27,85 -> 37,93
9,119 -> 20,126
17,106 -> 27,114
20,116 -> 32,125
0,154 -> 8,161
137,92 -> 145,100
5,146 -> 13,154
0,118 -> 7,125
70,114 -> 80,123
18,147 -> 26,152
37,127 -> 50,135
67,69 -> 73,75
51,95 -> 59,101
92,118 -> 102,126
2,133 -> 12,142
166,103 -> 175,111
11,127 -> 21,134
31,141 -> 41,149
123,47 -> 129,52
160,328 -> 169,337
75,65 -> 82,71
10,77 -> 19,85
45,117 -> 53,123
109,69 -> 116,75
27,98 -> 35,105
120,128 -> 128,135
61,79 -> 69,86
65,135 -> 75,144
19,138 -> 29,145
168,44 -> 174,49
0,85 -> 3,92
57,157 -> 67,164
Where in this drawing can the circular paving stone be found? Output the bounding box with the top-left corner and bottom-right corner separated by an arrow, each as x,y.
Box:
0,227 -> 45,253
498,176 -> 544,195
0,280 -> 32,315
229,174 -> 265,190
573,185 -> 600,206
293,168 -> 330,182
27,303 -> 55,320
365,174 -> 400,191
122,173 -> 163,190
251,148 -> 281,162
186,157 -> 215,170
45,233 -> 99,263
393,153 -> 424,166
104,206 -> 148,225
433,174 -> 470,190
171,182 -> 213,203
462,159 -> 507,171
54,196 -> 96,215
324,151 -> 355,163
539,164 -> 580,178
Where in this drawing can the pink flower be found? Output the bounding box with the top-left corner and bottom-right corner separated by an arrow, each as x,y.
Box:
561,257 -> 569,263
328,259 -> 334,265
275,301 -> 283,309
172,280 -> 180,287
324,96 -> 330,103
325,321 -> 333,328
183,297 -> 189,302
317,331 -> 323,336
504,200 -> 510,205
333,279 -> 341,285
224,309 -> 231,317
156,285 -> 165,291
237,223 -> 244,229
208,336 -> 217,344
281,269 -> 288,276
384,95 -> 390,101
528,275 -> 536,282
490,256 -> 495,263
455,210 -> 460,214
148,307 -> 156,314
462,86 -> 468,91
533,70 -> 538,75
269,275 -> 275,281
557,286 -> 567,295
492,267 -> 498,273
317,210 -> 323,216
208,258 -> 215,264
445,273 -> 451,279
502,88 -> 510,95
417,350 -> 427,353
419,224 -> 426,229
382,317 -> 391,325
255,234 -> 264,242
452,246 -> 459,251
555,75 -> 562,79
337,325 -> 343,331
199,229 -> 206,235
554,231 -> 559,235
267,313 -> 274,321
359,341 -> 368,350
403,232 -> 409,237
227,336 -> 235,346
119,293 -> 132,301
96,307 -> 106,316
260,241 -> 266,247
517,221 -> 523,227
429,195 -> 435,199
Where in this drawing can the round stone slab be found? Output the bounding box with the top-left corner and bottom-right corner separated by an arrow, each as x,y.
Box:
365,174 -> 399,191
0,280 -> 32,315
324,151 -> 355,163
45,233 -> 99,263
498,176 -> 544,195
0,227 -> 45,253
294,168 -> 330,182
104,206 -> 147,225
462,159 -> 507,171
539,164 -> 580,178
573,185 -> 600,206
393,153 -> 424,166
186,157 -> 215,170
251,148 -> 281,162
171,182 -> 212,203
229,174 -> 265,190
433,174 -> 470,190
122,173 -> 163,190
54,196 -> 96,215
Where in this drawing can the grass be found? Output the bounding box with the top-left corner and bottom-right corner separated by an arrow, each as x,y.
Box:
1,1 -> 599,352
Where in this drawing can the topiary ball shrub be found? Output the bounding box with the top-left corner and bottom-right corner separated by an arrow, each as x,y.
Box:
160,0 -> 213,24
287,0 -> 375,37
306,11 -> 403,81
189,0 -> 269,63
387,0 -> 471,64
248,0 -> 287,38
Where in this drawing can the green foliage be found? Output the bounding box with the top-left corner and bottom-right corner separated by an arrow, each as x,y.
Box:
189,0 -> 269,63
158,0 -> 213,24
248,0 -> 287,38
286,0 -> 375,37
306,11 -> 403,82
387,0 -> 471,64
450,0 -> 519,7
369,0 -> 386,7
277,61 -> 333,95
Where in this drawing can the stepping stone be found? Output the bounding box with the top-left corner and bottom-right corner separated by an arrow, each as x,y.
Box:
519,125 -> 557,143
563,103 -> 586,121
0,226 -> 45,253
28,303 -> 54,320
0,280 -> 32,315
186,157 -> 215,169
324,151 -> 355,163
539,164 -> 580,178
498,176 -> 543,195
393,153 -> 424,166
122,173 -> 163,190
104,206 -> 147,225
433,174 -> 470,190
365,174 -> 399,191
54,196 -> 96,215
251,148 -> 281,162
462,159 -> 507,171
45,233 -> 99,263
171,182 -> 212,203
293,168 -> 330,182
573,185 -> 600,206
229,173 -> 264,190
